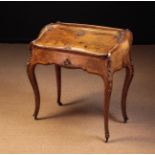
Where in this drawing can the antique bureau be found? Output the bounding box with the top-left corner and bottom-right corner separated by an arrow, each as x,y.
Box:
27,22 -> 134,142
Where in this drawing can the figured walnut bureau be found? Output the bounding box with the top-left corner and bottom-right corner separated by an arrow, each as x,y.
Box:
27,22 -> 134,143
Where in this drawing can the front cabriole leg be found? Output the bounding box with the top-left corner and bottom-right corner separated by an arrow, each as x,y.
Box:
27,61 -> 40,120
100,57 -> 113,143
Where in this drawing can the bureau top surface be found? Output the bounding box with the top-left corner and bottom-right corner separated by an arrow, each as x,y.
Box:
32,22 -> 127,56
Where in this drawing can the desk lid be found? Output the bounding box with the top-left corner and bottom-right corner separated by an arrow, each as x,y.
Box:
32,22 -> 128,56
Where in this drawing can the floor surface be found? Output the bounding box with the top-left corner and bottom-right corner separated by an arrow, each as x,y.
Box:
0,44 -> 155,153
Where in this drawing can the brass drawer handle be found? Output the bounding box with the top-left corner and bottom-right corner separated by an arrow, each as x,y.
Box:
63,58 -> 71,66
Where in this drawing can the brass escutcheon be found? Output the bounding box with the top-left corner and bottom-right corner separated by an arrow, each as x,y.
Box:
63,58 -> 71,66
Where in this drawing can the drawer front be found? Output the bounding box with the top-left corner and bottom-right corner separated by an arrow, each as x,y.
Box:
32,48 -> 106,75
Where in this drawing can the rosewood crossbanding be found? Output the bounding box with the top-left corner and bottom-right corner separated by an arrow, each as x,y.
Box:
27,22 -> 134,143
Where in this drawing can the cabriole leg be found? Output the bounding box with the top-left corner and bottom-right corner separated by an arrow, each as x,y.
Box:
27,63 -> 40,120
121,64 -> 134,123
101,71 -> 113,143
55,65 -> 62,106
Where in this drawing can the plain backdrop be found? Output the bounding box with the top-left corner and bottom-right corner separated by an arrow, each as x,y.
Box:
0,2 -> 155,44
